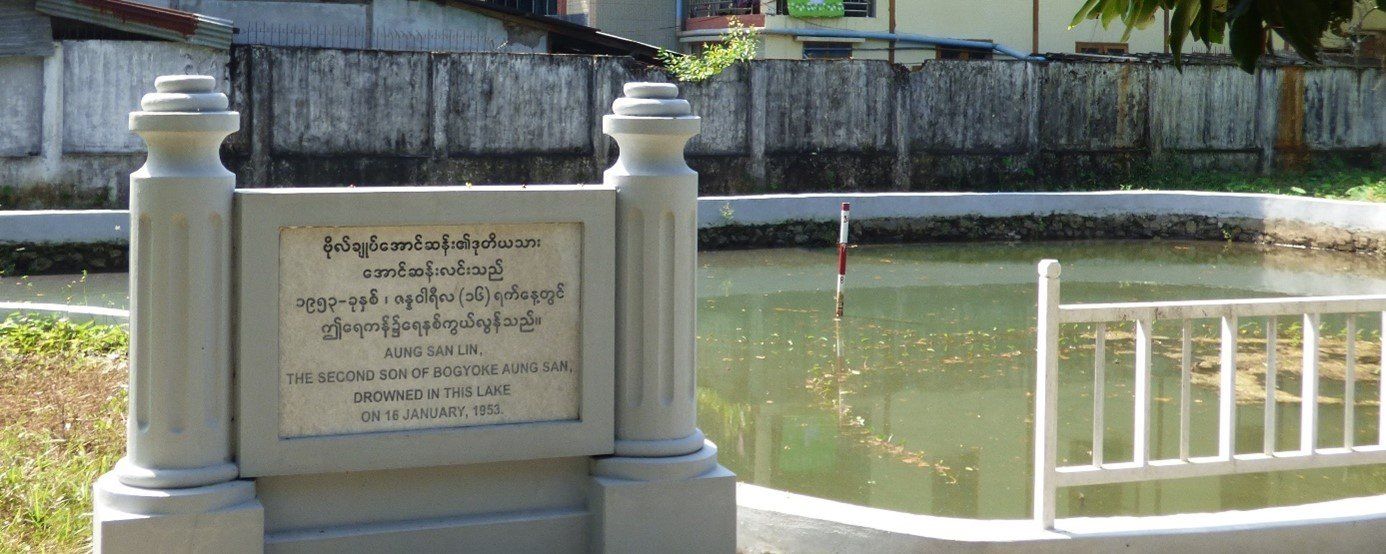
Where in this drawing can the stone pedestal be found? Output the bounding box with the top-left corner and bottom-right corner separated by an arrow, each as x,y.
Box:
590,82 -> 736,552
590,445 -> 736,553
92,75 -> 263,553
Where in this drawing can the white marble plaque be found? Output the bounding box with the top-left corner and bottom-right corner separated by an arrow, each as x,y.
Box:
277,223 -> 582,438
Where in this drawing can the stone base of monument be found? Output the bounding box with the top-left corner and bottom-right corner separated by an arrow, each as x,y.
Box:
92,473 -> 264,553
589,444 -> 737,553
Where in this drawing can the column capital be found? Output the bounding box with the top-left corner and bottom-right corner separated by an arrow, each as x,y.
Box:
129,74 -> 238,182
603,82 -> 700,181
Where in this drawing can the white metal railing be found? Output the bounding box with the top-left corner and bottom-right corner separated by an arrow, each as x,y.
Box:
1032,259 -> 1386,528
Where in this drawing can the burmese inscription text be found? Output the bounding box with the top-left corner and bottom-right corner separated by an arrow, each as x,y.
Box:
277,223 -> 582,438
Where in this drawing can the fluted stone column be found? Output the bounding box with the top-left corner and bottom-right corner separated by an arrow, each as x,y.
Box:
590,82 -> 735,553
92,75 -> 263,553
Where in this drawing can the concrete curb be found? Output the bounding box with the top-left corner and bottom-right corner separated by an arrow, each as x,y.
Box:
737,483 -> 1386,552
0,210 -> 128,243
696,192 -> 1386,233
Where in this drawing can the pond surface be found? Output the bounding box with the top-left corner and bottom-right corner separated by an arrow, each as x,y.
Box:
6,240 -> 1386,520
0,271 -> 128,310
697,240 -> 1386,519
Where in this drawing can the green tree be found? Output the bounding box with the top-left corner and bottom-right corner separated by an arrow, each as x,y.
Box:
1072,0 -> 1385,72
658,21 -> 758,82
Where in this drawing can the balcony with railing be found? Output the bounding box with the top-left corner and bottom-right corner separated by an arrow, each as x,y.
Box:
483,0 -> 561,16
685,0 -> 765,31
688,0 -> 762,18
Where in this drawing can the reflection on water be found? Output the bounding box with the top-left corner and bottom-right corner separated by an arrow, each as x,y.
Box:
697,241 -> 1386,519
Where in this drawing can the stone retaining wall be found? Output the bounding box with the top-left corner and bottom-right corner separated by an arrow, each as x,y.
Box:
0,241 -> 126,275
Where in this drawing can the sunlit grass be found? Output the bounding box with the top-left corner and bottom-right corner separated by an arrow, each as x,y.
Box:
1,314 -> 127,552
1114,169 -> 1386,202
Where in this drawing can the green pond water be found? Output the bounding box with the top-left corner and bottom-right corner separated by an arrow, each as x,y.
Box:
0,271 -> 127,310
697,240 -> 1386,520
6,240 -> 1386,520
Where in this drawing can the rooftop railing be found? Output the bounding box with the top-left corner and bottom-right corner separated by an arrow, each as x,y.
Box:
482,0 -> 561,16
1033,259 -> 1386,529
688,0 -> 761,18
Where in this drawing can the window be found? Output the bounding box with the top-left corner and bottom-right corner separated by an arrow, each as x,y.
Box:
937,40 -> 993,60
803,41 -> 853,59
1076,42 -> 1129,55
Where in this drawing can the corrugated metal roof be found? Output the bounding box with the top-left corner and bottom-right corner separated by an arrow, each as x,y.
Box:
0,0 -> 55,56
36,0 -> 233,50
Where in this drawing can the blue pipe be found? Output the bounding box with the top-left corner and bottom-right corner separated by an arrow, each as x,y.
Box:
680,27 -> 1045,61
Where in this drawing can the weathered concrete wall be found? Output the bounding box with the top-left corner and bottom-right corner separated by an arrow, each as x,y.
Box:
230,48 -> 661,188
61,41 -> 227,154
1,43 -> 1382,206
223,50 -> 1380,196
1303,67 -> 1386,151
266,48 -> 432,156
444,54 -> 595,155
0,41 -> 228,206
1035,63 -> 1149,180
682,64 -> 750,157
0,56 -> 43,157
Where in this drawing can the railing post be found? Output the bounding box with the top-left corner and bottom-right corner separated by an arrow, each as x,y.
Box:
1345,316 -> 1357,448
1134,318 -> 1154,466
1034,259 -> 1061,529
1180,319 -> 1193,460
589,82 -> 735,552
1219,315 -> 1239,459
92,75 -> 263,552
1264,316 -> 1278,455
1302,312 -> 1321,453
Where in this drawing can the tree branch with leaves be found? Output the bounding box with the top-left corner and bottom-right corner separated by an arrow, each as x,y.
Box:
658,20 -> 759,83
1073,0 -> 1385,72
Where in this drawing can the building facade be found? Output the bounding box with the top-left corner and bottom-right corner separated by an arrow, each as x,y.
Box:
675,0 -> 1384,64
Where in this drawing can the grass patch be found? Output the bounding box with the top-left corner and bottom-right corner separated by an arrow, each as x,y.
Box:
1,314 -> 127,553
1112,168 -> 1386,202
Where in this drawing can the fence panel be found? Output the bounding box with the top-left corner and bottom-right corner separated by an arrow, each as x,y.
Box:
1033,259 -> 1386,529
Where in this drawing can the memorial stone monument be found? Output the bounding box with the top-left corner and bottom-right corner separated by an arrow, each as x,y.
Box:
91,76 -> 735,553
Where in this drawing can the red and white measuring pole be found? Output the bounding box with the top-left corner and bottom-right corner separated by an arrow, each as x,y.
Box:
835,202 -> 850,319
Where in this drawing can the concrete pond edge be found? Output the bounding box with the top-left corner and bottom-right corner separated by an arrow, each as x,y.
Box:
6,192 -> 1381,273
698,191 -> 1386,254
737,483 -> 1386,552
